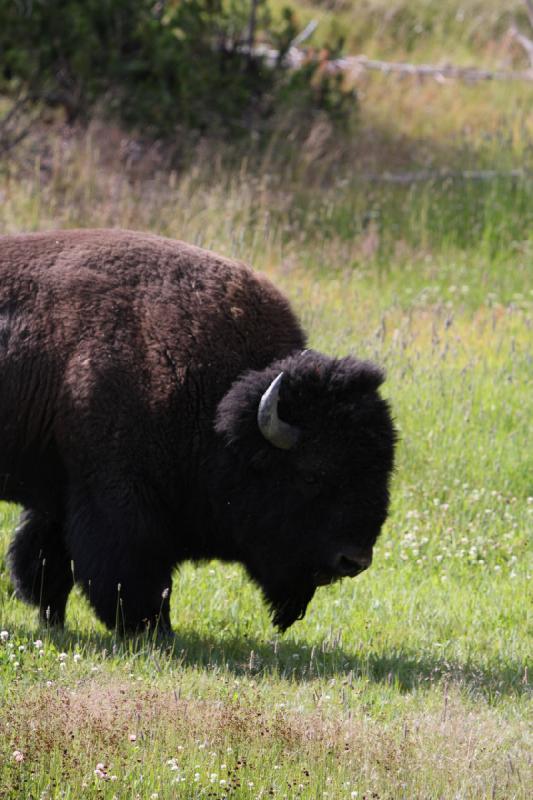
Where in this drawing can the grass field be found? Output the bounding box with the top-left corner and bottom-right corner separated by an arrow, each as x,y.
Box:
0,2 -> 532,796
276,0 -> 530,59
1,149 -> 531,798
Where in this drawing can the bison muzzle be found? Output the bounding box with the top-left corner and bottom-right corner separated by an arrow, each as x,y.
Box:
0,229 -> 396,633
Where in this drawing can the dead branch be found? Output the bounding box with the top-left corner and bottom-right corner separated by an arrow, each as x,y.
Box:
330,55 -> 533,83
250,45 -> 533,83
291,20 -> 319,48
508,25 -> 533,67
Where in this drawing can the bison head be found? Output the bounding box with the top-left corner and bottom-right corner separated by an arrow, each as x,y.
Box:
214,350 -> 397,631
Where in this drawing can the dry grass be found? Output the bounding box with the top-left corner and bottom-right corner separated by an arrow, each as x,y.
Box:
2,677 -> 530,799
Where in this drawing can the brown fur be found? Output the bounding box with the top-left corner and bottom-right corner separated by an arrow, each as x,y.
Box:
1,229 -> 395,632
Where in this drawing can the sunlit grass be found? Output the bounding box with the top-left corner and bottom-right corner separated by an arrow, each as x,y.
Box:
271,0 -> 530,62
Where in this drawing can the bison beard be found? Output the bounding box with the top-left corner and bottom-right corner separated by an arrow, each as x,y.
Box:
0,229 -> 396,634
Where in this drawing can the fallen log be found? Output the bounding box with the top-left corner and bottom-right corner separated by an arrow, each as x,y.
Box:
333,55 -> 533,83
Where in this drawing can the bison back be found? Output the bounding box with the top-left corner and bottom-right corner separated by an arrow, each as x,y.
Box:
0,229 -> 305,504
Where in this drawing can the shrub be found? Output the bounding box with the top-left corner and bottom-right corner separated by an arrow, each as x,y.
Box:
0,0 -> 357,136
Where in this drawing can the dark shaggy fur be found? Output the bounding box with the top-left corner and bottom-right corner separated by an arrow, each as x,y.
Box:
0,229 -> 396,632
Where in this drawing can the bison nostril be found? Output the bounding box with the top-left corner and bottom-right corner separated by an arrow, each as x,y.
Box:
356,553 -> 372,569
335,552 -> 372,575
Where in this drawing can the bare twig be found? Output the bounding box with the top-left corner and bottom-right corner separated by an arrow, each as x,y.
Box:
291,19 -> 318,48
508,25 -> 533,67
525,0 -> 533,31
505,1 -> 533,70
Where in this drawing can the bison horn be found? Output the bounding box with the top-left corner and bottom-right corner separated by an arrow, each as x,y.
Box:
257,372 -> 300,450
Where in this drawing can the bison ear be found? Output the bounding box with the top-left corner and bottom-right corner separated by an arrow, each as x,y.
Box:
343,358 -> 385,394
257,372 -> 300,450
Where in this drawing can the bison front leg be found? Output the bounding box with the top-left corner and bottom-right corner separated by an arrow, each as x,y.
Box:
65,488 -> 174,635
7,508 -> 74,626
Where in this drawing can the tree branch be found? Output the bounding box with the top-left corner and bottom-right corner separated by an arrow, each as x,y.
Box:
249,45 -> 533,83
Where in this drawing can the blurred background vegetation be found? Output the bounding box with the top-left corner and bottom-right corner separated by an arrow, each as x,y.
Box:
1,1 -> 531,268
1,0 -> 531,152
0,0 -> 355,137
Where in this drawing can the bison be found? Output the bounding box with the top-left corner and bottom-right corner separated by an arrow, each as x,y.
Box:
0,229 -> 396,633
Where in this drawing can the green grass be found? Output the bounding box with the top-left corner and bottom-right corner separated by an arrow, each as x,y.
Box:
0,150 -> 531,797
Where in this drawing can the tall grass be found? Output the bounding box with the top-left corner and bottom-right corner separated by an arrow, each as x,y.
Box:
1,129 -> 531,299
